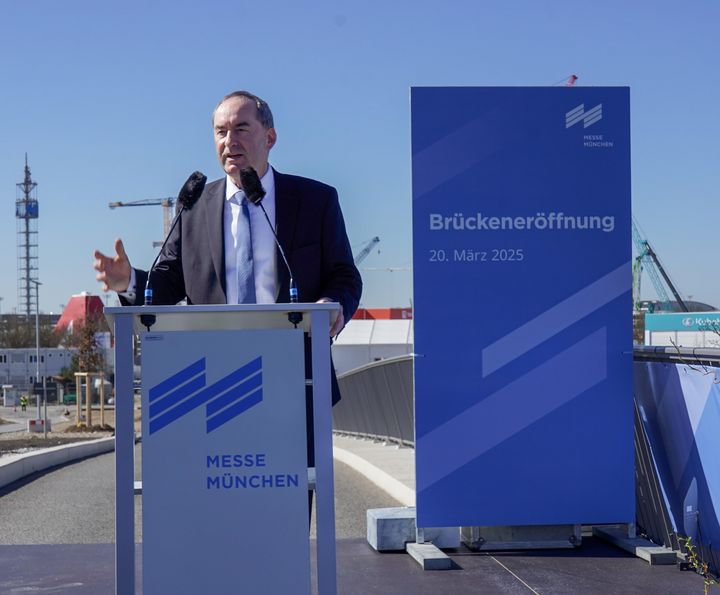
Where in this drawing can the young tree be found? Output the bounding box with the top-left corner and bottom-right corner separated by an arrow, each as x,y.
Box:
61,312 -> 108,373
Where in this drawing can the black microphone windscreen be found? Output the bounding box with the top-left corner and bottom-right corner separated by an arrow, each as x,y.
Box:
240,167 -> 266,204
178,171 -> 207,209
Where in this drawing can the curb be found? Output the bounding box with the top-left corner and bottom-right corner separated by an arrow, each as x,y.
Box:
0,437 -> 115,490
333,445 -> 415,507
0,436 -> 413,506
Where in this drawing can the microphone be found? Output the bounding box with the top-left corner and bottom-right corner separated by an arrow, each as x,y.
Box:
239,167 -> 299,305
142,171 -> 207,328
177,170 -> 208,210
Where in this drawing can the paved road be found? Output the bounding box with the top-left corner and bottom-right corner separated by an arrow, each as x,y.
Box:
0,446 -> 400,544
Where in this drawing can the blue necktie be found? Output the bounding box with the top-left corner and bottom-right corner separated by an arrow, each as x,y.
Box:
236,194 -> 256,304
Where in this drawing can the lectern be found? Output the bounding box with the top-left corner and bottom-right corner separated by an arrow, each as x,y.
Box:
105,303 -> 339,595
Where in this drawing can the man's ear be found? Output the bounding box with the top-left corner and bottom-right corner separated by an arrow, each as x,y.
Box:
266,127 -> 277,151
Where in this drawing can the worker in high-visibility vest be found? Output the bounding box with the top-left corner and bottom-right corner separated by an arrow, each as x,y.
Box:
20,395 -> 28,412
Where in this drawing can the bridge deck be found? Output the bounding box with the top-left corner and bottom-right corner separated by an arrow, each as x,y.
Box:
0,538 -> 703,594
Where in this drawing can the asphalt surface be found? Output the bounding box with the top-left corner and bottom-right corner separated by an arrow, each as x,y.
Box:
0,450 -> 120,544
0,446 -> 400,544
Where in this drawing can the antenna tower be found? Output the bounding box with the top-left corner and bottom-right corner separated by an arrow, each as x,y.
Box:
16,154 -> 39,317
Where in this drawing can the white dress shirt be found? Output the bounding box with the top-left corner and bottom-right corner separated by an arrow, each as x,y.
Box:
224,167 -> 278,304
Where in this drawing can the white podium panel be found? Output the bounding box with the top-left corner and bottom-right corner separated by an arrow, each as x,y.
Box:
141,329 -> 310,595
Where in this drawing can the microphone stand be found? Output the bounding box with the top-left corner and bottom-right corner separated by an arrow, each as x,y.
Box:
140,171 -> 207,331
240,167 -> 302,328
140,209 -> 185,331
253,201 -> 303,327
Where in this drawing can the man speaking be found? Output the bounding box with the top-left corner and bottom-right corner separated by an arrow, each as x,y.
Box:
94,90 -> 362,466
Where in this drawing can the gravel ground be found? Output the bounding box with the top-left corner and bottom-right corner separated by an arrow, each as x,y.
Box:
0,408 -> 125,457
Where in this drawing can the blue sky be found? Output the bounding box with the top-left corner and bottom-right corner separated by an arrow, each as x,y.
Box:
1,0 -> 718,313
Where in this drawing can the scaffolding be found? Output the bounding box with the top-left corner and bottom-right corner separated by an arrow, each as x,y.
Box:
16,154 -> 39,318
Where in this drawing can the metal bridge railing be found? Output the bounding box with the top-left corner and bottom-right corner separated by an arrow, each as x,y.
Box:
334,346 -> 720,572
334,355 -> 414,446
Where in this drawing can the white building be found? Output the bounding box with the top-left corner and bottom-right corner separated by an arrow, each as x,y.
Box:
332,318 -> 413,374
0,347 -> 77,391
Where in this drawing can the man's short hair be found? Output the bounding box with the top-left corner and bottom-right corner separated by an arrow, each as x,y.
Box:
213,91 -> 274,129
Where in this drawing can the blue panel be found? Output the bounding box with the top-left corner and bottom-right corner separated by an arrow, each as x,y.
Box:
411,87 -> 633,527
635,362 -> 720,573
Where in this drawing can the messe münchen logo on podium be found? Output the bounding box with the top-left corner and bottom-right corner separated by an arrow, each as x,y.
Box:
147,356 -> 263,435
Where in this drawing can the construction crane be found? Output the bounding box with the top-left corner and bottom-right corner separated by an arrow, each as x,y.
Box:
108,197 -> 176,247
353,236 -> 380,265
551,73 -> 578,86
353,237 -> 413,272
631,218 -> 688,312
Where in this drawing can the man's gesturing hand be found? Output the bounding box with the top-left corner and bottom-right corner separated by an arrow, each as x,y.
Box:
93,238 -> 132,293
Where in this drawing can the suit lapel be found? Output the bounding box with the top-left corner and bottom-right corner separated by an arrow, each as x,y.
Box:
204,178 -> 227,301
273,169 -> 300,301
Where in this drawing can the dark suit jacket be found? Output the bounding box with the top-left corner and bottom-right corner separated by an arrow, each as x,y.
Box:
129,169 -> 362,409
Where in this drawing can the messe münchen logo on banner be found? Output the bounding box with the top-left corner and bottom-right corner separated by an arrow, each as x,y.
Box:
566,103 -> 614,148
565,103 -> 603,128
147,356 -> 263,435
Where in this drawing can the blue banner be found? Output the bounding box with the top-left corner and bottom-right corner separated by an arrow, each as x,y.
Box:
412,87 -> 633,527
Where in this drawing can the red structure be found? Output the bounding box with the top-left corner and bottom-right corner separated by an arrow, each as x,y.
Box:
352,307 -> 413,320
55,293 -> 105,334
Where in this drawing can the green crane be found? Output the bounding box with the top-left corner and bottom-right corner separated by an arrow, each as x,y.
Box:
631,218 -> 688,312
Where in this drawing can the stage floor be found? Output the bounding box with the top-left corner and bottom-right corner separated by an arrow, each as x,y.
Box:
0,537 -> 703,594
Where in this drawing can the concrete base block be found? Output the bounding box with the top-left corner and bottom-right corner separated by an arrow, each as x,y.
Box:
27,419 -> 51,433
367,507 -> 416,551
367,507 -> 460,551
593,526 -> 678,565
406,542 -> 453,570
462,524 -> 582,550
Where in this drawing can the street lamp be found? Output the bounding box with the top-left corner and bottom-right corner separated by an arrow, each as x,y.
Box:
28,279 -> 47,437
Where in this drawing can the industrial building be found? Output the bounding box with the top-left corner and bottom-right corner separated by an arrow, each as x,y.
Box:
0,346 -> 77,392
643,312 -> 720,348
332,308 -> 413,373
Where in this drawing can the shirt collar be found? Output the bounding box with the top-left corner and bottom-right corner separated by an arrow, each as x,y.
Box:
225,166 -> 275,201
